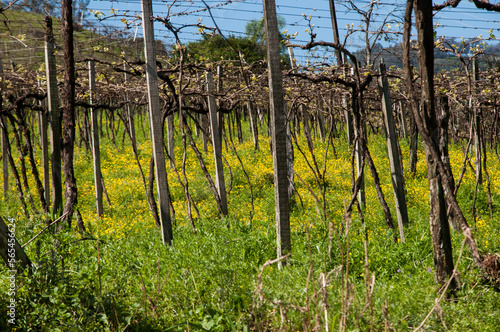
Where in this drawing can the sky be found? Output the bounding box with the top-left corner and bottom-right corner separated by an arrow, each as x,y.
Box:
86,0 -> 500,63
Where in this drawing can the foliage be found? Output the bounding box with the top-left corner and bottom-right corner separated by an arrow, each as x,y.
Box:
178,16 -> 289,65
246,16 -> 288,56
182,34 -> 266,64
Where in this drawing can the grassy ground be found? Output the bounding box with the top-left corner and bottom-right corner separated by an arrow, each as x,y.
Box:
1,117 -> 499,331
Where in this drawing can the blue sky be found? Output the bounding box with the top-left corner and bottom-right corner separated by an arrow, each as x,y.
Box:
87,0 -> 500,63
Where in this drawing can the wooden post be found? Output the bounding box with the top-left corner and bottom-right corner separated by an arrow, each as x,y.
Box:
124,62 -> 137,151
1,57 -> 8,200
217,66 -> 224,140
399,100 -> 408,138
167,114 -> 175,168
202,113 -> 209,154
287,46 -> 297,69
472,58 -> 482,184
38,79 -> 50,206
141,0 -> 173,245
247,100 -> 259,150
343,96 -> 353,145
165,63 -> 175,167
355,136 -> 365,208
285,103 -> 295,201
378,62 -> 409,241
263,0 -> 291,265
328,0 -> 343,65
88,60 -> 103,217
317,99 -> 326,142
206,71 -> 228,216
44,16 -> 62,216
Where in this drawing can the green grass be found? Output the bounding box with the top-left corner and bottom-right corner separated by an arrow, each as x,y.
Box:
1,115 -> 500,331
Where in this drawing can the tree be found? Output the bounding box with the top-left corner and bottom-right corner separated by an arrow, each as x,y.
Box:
403,0 -> 485,288
246,16 -> 288,57
61,0 -> 79,229
178,16 -> 289,65
182,34 -> 266,64
413,0 -> 456,288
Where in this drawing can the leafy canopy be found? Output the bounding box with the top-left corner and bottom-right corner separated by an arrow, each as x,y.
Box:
178,16 -> 288,64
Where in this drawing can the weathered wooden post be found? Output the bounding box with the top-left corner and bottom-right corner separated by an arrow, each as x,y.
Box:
124,62 -> 137,151
167,114 -> 175,168
472,58 -> 482,184
328,0 -> 343,65
37,78 -> 50,206
344,57 -> 354,146
398,101 -> 408,138
206,71 -> 228,216
1,57 -> 8,200
141,0 -> 173,245
202,113 -> 209,154
217,66 -> 225,141
88,60 -> 103,217
317,99 -> 326,142
247,100 -> 259,150
378,61 -> 409,242
355,135 -> 365,208
263,0 -> 291,266
44,16 -> 62,215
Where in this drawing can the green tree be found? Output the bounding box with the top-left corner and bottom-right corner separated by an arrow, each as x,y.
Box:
246,16 -> 287,55
178,16 -> 290,65
181,34 -> 267,64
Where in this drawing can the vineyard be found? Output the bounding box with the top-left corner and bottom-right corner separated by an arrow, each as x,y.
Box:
1,0 -> 500,331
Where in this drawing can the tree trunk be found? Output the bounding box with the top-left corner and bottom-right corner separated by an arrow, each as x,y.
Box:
61,0 -> 78,227
413,0 -> 456,287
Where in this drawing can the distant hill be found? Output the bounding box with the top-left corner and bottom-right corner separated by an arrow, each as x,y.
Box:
0,10 -> 167,72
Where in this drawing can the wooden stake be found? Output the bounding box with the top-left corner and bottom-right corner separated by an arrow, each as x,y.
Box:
1,58 -> 8,200
141,0 -> 173,245
378,62 -> 409,241
44,16 -> 62,216
263,0 -> 291,266
206,71 -> 228,216
88,60 -> 103,217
